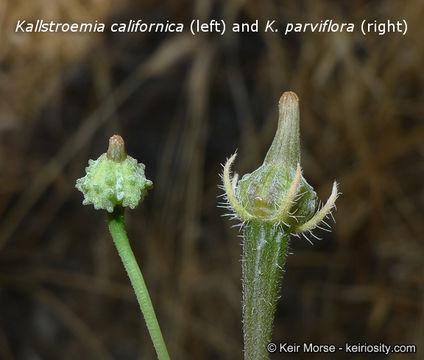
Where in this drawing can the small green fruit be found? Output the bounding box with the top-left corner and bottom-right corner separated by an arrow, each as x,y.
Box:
76,135 -> 152,213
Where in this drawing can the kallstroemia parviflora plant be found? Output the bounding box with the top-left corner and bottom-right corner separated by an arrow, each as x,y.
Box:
220,92 -> 339,360
76,135 -> 170,360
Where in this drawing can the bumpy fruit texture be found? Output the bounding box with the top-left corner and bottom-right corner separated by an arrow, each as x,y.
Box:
76,153 -> 152,213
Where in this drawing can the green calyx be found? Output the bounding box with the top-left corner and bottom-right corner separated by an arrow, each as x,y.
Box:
75,135 -> 152,213
236,164 -> 316,227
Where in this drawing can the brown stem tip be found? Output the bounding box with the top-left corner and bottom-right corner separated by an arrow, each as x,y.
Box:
107,135 -> 127,162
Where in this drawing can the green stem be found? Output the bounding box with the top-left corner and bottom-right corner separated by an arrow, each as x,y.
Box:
242,223 -> 290,360
107,206 -> 170,360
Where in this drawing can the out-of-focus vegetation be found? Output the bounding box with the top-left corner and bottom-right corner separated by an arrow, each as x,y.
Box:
0,1 -> 423,359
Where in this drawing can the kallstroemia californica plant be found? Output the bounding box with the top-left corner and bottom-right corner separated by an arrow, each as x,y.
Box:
76,135 -> 170,360
220,92 -> 339,360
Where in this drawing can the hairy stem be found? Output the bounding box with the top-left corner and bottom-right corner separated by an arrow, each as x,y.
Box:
107,206 -> 170,360
242,223 -> 290,360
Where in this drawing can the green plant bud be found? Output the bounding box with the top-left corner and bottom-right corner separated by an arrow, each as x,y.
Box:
237,92 -> 317,226
75,135 -> 152,213
223,91 -> 338,232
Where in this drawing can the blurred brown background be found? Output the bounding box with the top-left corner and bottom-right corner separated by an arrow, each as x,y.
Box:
0,1 -> 423,359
